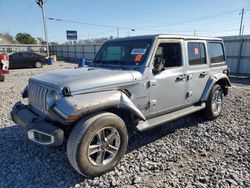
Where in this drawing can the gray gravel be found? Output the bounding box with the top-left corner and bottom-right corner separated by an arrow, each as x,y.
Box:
0,62 -> 249,188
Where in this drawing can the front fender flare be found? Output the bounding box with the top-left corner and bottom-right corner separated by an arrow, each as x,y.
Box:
54,90 -> 146,121
200,73 -> 231,102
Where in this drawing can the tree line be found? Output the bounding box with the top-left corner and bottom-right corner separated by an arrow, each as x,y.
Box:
0,32 -> 115,45
0,32 -> 45,44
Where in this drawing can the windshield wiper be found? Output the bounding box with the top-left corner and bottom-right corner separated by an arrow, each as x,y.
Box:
92,60 -> 139,69
92,60 -> 105,67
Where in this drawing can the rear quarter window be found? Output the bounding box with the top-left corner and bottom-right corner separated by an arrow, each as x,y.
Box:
208,42 -> 225,63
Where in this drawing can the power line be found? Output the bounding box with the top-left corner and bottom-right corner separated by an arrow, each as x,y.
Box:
47,17 -> 135,38
24,1 -> 34,27
90,29 -> 117,38
138,9 -> 241,29
47,17 -> 135,31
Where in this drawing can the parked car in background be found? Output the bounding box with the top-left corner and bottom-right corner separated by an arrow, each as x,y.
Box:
0,53 -> 9,82
9,52 -> 48,69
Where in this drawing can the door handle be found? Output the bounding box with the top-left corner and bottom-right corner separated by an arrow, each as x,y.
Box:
200,72 -> 208,77
176,74 -> 185,80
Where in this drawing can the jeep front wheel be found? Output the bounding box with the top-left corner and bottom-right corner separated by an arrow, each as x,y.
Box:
203,84 -> 223,119
67,112 -> 128,178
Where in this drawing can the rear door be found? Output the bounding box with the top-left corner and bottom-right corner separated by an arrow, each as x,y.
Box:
186,41 -> 209,104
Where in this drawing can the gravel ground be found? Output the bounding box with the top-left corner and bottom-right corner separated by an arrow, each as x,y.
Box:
0,62 -> 249,188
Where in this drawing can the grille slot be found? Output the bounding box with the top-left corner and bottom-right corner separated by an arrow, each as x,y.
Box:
28,82 -> 49,114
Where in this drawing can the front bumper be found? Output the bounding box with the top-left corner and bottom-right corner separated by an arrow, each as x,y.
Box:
11,102 -> 64,147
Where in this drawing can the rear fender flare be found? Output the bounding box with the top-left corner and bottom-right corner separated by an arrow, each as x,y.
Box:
201,73 -> 231,102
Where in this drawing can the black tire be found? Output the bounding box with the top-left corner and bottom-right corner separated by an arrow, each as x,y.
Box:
203,84 -> 223,120
67,112 -> 128,178
0,75 -> 5,82
34,61 -> 42,68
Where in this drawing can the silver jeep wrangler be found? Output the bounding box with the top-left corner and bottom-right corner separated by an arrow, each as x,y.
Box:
11,35 -> 231,177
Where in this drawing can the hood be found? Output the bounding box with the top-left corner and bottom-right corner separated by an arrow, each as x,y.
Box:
31,67 -> 140,93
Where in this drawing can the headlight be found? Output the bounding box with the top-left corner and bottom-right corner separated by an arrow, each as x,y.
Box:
46,90 -> 59,107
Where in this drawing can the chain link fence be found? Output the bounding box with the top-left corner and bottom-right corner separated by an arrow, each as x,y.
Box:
0,44 -> 47,55
49,44 -> 102,62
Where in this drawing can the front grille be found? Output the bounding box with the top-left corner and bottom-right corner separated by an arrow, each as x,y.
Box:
28,82 -> 49,114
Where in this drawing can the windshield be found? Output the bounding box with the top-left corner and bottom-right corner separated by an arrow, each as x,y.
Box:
93,39 -> 153,66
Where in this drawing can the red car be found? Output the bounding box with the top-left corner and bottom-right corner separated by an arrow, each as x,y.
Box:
0,53 -> 10,82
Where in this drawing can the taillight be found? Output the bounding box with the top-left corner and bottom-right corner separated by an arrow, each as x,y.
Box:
0,54 -> 9,61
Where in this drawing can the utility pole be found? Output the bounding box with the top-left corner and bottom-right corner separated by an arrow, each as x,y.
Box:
36,0 -> 49,57
239,8 -> 245,36
242,25 -> 245,36
117,27 -> 119,38
194,29 -> 196,36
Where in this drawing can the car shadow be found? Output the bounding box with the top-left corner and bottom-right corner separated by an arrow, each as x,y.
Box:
0,113 -> 205,187
8,67 -> 39,70
127,112 -> 205,153
0,126 -> 83,187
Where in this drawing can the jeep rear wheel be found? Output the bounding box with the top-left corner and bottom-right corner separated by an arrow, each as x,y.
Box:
67,112 -> 128,178
203,84 -> 223,120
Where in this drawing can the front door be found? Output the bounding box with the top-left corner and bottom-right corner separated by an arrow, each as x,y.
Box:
149,41 -> 187,117
22,52 -> 34,67
186,41 -> 209,104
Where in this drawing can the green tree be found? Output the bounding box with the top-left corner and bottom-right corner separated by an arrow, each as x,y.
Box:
15,33 -> 37,44
0,32 -> 16,44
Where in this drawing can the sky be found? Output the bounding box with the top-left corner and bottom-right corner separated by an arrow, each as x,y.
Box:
0,0 -> 250,43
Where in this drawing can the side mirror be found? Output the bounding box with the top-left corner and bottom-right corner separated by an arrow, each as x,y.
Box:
152,68 -> 160,75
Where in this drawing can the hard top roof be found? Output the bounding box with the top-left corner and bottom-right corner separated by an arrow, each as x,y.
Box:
108,34 -> 222,42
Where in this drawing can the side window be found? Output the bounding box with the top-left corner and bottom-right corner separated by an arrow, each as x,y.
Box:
208,43 -> 225,63
12,53 -> 21,58
153,43 -> 182,69
23,52 -> 33,57
188,42 -> 206,65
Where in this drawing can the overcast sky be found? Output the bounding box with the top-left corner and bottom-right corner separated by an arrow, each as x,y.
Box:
0,0 -> 249,43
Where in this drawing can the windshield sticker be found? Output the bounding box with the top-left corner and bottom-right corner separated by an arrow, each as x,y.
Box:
131,48 -> 146,55
135,54 -> 142,62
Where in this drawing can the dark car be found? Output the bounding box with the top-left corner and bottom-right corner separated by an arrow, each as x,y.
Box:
9,52 -> 48,69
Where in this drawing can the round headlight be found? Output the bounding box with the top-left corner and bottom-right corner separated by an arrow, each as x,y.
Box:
46,90 -> 59,107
